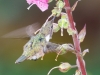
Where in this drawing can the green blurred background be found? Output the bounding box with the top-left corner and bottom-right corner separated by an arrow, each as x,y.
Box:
0,0 -> 100,75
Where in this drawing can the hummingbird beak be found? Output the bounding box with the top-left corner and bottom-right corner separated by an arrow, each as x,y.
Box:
15,55 -> 27,64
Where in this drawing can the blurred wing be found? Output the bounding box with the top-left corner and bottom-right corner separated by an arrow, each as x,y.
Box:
1,22 -> 41,39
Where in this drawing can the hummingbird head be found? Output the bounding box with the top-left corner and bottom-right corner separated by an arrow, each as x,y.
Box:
15,40 -> 34,64
23,41 -> 33,51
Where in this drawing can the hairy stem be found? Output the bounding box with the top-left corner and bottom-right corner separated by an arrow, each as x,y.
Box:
64,0 -> 87,75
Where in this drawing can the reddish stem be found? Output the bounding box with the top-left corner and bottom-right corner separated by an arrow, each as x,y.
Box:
64,0 -> 87,75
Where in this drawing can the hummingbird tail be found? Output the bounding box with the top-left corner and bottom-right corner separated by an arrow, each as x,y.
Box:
15,55 -> 27,64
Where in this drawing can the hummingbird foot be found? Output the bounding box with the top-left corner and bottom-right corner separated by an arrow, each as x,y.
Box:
41,55 -> 44,60
34,29 -> 41,34
55,50 -> 62,61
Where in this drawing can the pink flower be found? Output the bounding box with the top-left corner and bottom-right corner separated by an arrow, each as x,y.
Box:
26,0 -> 49,12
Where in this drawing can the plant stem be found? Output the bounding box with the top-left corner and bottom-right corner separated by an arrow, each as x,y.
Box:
64,0 -> 87,75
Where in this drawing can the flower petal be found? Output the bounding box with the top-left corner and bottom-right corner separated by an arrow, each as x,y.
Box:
26,0 -> 34,4
36,1 -> 48,12
26,0 -> 49,11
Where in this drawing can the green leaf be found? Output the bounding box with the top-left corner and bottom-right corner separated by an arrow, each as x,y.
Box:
58,19 -> 64,28
58,19 -> 68,28
56,9 -> 62,17
56,0 -> 65,9
51,7 -> 62,17
67,27 -> 77,35
52,7 -> 57,16
61,13 -> 68,19
82,49 -> 89,57
63,22 -> 69,29
78,25 -> 86,43
53,23 -> 60,32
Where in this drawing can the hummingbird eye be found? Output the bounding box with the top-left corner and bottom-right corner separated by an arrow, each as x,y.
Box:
24,42 -> 33,50
39,38 -> 43,41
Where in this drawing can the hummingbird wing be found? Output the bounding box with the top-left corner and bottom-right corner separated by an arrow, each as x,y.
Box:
45,17 -> 55,42
1,23 -> 41,39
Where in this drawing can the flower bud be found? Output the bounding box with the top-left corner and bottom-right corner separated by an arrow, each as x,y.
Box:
59,62 -> 71,73
56,0 -> 65,9
75,69 -> 81,75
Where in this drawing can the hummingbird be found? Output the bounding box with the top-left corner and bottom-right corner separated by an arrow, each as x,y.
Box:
15,16 -> 55,64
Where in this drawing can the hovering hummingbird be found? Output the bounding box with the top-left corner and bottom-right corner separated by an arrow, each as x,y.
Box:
15,16 -> 55,64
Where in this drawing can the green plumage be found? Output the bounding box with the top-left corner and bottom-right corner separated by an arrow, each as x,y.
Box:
15,17 -> 55,64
